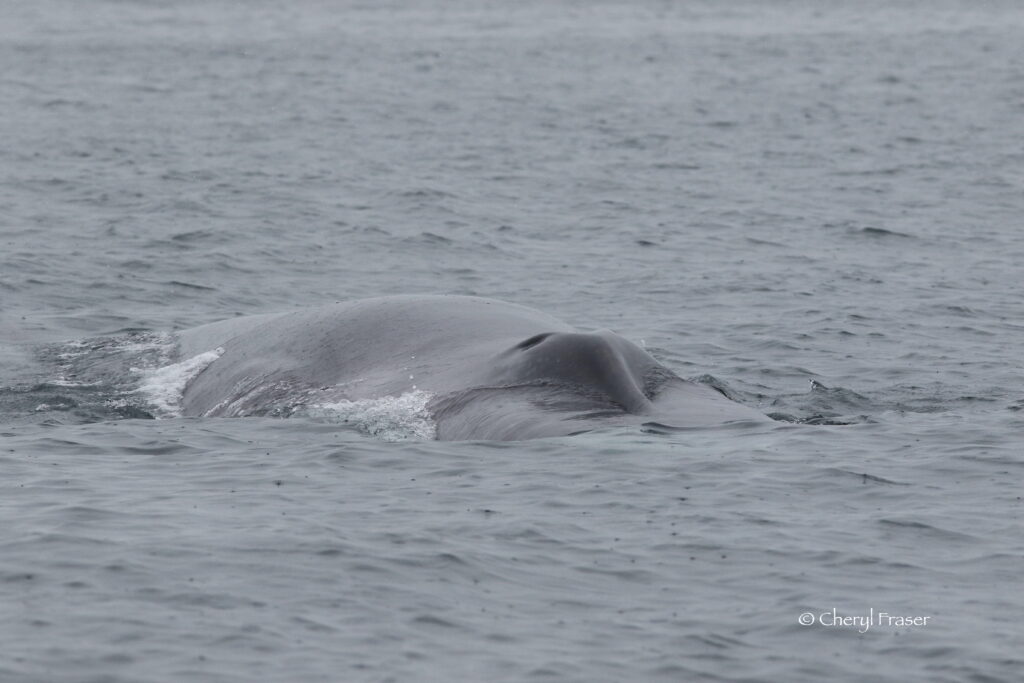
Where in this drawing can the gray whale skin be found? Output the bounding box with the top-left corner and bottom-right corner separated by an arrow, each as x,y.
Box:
177,295 -> 767,441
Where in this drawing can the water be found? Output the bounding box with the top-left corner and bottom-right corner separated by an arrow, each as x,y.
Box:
2,0 -> 1022,680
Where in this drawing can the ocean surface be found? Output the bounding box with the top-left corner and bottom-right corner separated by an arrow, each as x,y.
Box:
2,0 -> 1023,681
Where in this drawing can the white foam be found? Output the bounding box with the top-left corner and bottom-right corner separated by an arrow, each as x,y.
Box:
136,348 -> 223,416
118,336 -> 174,355
49,378 -> 101,387
300,390 -> 437,441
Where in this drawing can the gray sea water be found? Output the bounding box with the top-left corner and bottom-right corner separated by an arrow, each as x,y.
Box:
2,0 -> 1023,681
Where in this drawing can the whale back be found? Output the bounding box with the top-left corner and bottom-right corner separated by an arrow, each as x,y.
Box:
178,296 -> 573,417
174,295 -> 768,438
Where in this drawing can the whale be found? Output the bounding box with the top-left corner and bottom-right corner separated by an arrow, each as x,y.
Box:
174,295 -> 767,440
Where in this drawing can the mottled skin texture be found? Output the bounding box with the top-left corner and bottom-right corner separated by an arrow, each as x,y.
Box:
178,295 -> 767,440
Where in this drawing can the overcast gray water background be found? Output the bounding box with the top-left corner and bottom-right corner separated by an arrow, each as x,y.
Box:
2,1 -> 1023,681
